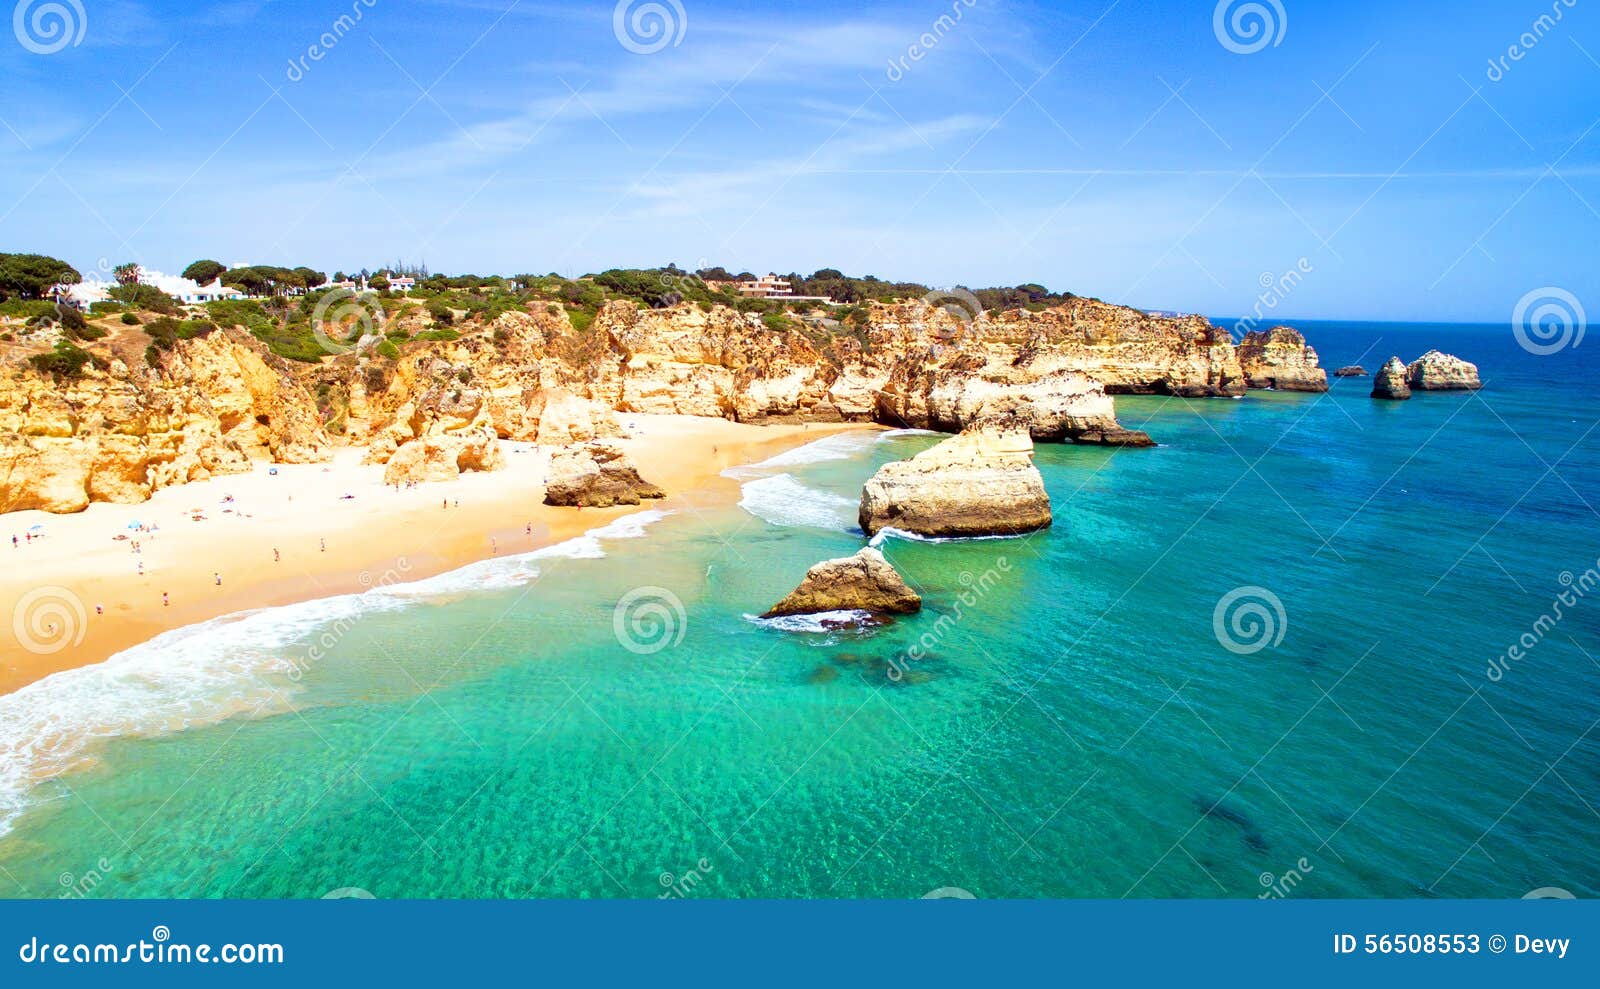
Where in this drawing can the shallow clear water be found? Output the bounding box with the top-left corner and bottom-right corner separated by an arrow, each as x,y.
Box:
2,321 -> 1597,899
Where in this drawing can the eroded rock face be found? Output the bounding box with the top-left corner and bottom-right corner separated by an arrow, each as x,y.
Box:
859,424 -> 1051,538
1334,365 -> 1368,377
1371,357 -> 1412,400
761,546 -> 921,617
0,330 -> 331,513
1407,350 -> 1481,391
543,441 -> 665,507
1237,326 -> 1329,392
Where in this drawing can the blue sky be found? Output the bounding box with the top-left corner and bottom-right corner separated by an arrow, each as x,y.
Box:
0,0 -> 1595,321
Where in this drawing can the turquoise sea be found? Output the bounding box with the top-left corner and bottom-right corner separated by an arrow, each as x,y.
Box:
2,320 -> 1596,899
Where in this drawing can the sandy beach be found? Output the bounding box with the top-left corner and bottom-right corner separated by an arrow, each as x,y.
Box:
0,415 -> 875,695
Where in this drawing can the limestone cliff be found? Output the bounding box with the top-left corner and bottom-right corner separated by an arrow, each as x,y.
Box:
1,293 -> 1277,512
0,328 -> 330,513
1237,326 -> 1329,392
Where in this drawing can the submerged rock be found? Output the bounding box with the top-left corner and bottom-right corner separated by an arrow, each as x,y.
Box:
762,546 -> 922,618
858,423 -> 1052,538
1407,350 -> 1481,391
1371,357 -> 1411,400
1333,365 -> 1368,377
1237,326 -> 1329,392
543,441 -> 665,507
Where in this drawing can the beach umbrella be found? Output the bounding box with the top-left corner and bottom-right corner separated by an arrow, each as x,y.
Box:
28,523 -> 44,532
126,520 -> 142,529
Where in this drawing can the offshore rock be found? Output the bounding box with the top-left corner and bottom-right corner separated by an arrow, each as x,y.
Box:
761,546 -> 922,618
858,423 -> 1051,538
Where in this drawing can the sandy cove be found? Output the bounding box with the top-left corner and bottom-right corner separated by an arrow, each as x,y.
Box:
1,415 -> 876,694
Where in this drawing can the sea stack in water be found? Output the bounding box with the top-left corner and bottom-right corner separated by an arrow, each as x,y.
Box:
1407,350 -> 1481,391
858,422 -> 1051,538
543,441 -> 665,507
761,546 -> 922,618
1371,357 -> 1411,400
1334,365 -> 1368,377
1236,327 -> 1329,392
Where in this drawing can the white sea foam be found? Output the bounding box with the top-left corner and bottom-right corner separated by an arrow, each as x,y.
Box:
737,474 -> 856,531
867,526 -> 1026,547
722,431 -> 881,480
877,428 -> 944,441
0,509 -> 670,837
743,609 -> 875,634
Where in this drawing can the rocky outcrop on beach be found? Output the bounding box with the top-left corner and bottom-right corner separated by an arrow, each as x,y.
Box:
1407,350 -> 1481,391
1371,357 -> 1412,400
1237,327 -> 1329,392
1334,365 -> 1368,377
543,441 -> 665,507
0,329 -> 331,513
761,546 -> 922,618
858,423 -> 1051,538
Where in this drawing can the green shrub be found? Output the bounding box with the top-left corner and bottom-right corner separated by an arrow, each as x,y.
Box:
108,283 -> 180,315
376,339 -> 400,360
89,301 -> 125,315
416,328 -> 459,342
28,341 -> 94,378
120,312 -> 141,325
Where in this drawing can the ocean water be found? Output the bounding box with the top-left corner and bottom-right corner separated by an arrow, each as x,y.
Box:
1,321 -> 1596,899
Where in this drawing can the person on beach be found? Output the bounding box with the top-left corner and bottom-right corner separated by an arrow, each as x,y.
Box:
95,604 -> 103,615
137,561 -> 144,576
10,535 -> 16,548
162,592 -> 169,607
491,537 -> 497,555
319,538 -> 326,553
274,548 -> 280,562
214,572 -> 222,586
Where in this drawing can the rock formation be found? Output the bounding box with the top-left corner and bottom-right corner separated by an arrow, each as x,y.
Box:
1237,327 -> 1329,392
0,329 -> 331,513
1371,357 -> 1411,400
761,546 -> 922,618
858,423 -> 1051,538
1407,350 -> 1481,391
0,292 -> 1300,512
543,441 -> 665,507
1333,365 -> 1368,377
